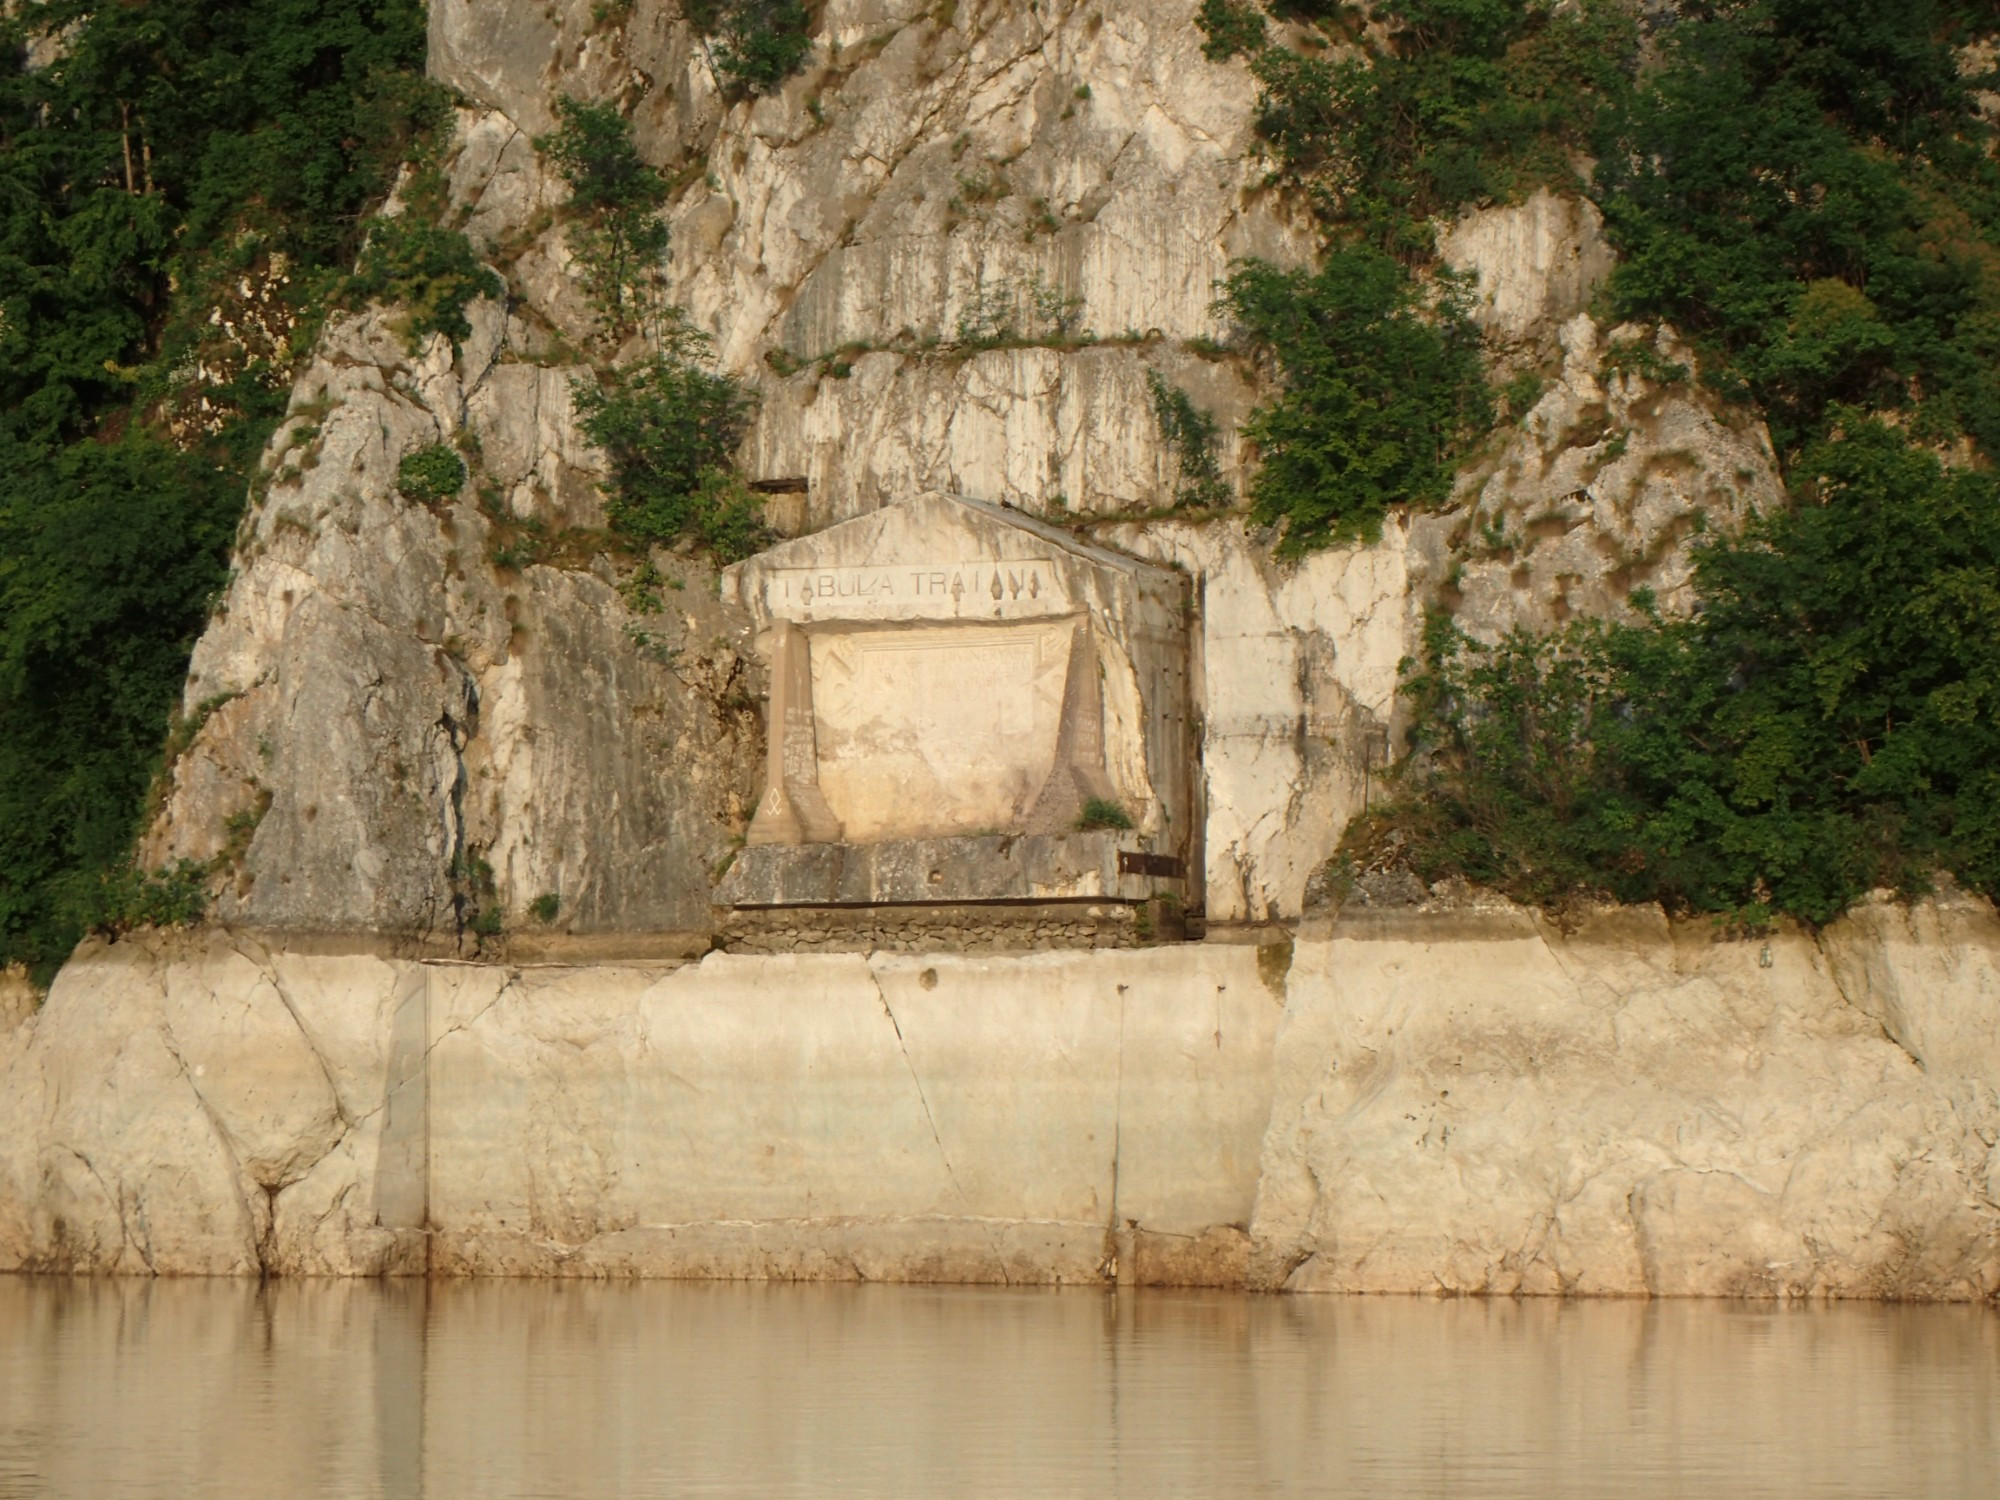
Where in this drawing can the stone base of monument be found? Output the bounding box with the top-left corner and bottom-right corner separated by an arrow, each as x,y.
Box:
713,831 -> 1182,908
719,900 -> 1149,955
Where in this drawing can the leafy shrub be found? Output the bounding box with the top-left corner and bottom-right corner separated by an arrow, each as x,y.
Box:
689,0 -> 815,95
345,218 -> 503,350
1196,0 -> 1266,61
1145,371 -> 1228,509
1211,0 -> 1638,248
397,444 -> 467,506
1595,0 -> 2000,462
528,892 -> 562,924
951,271 -> 1084,348
95,860 -> 212,935
573,319 -> 765,560
1367,419 -> 2000,925
536,97 -> 672,338
0,0 -> 434,976
1599,335 -> 1690,389
1222,246 -> 1490,549
1076,798 -> 1135,832
1500,368 -> 1546,419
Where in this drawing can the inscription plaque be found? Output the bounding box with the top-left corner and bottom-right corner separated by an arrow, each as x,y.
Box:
720,492 -> 1193,899
810,622 -> 1071,842
761,559 -> 1069,622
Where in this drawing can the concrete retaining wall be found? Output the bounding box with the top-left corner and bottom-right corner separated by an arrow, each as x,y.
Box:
4,894 -> 1998,1297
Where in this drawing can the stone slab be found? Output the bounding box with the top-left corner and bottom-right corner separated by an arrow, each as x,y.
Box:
714,832 -> 1179,907
725,494 -> 1194,855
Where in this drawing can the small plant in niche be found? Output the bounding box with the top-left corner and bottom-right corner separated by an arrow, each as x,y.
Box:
1076,797 -> 1134,832
528,892 -> 562,924
397,444 -> 466,506
1146,371 -> 1228,509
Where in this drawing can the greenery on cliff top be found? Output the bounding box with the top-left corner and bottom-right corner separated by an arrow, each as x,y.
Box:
1206,0 -> 2000,924
0,0 -> 436,980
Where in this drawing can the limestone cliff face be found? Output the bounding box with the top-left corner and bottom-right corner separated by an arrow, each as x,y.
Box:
142,297 -> 761,941
4,897 -> 1996,1296
19,3 -> 1990,1301
136,0 -> 1779,933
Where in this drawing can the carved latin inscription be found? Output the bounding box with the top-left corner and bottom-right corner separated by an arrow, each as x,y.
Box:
762,560 -> 1068,622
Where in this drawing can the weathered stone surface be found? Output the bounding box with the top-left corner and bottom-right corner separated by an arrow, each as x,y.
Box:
431,0 -> 1310,524
716,832 -> 1171,906
1112,518 -> 1411,923
6,901 -> 1998,1295
2,934 -> 1284,1286
1250,898 -> 2000,1299
747,345 -> 1264,526
143,285 -> 762,941
1439,189 -> 1616,354
725,494 -> 1192,853
1417,315 -> 1784,642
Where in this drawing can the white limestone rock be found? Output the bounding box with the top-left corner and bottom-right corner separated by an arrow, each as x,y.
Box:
1251,902 -> 2000,1299
1112,518 -> 1411,924
6,906 -> 1999,1295
144,290 -> 761,939
1416,315 -> 1784,641
1438,189 -> 1616,354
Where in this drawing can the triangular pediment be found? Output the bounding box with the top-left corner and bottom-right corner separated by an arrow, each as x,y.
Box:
722,493 -> 1181,628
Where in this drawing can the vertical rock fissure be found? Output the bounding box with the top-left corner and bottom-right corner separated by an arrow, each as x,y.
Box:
866,963 -> 1008,1281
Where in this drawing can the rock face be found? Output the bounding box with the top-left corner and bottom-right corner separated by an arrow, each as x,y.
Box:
33,0 -> 1973,1302
137,0 -> 1784,930
4,896 -> 1997,1295
142,300 -> 762,943
1253,894 -> 2000,1298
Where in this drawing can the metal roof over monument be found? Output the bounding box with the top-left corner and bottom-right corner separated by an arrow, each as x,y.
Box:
714,494 -> 1195,945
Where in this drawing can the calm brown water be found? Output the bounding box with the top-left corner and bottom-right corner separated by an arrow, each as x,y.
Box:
0,1278 -> 1995,1498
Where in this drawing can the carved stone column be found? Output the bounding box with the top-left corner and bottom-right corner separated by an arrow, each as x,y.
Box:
745,621 -> 843,846
1024,620 -> 1118,833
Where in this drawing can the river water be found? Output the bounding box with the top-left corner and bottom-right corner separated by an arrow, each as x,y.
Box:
1,1278 -> 1995,1498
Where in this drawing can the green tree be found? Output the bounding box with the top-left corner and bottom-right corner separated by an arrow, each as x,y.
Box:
573,318 -> 763,560
536,96 -> 672,338
689,1 -> 814,96
0,0 -> 433,976
1223,246 -> 1490,549
1596,0 -> 2000,459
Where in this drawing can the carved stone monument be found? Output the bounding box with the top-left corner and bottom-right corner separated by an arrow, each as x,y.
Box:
714,494 -> 1193,929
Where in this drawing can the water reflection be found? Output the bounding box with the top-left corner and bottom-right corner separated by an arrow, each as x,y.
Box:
1,1278 -> 1995,1498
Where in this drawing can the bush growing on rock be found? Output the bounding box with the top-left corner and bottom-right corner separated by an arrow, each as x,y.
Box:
574,319 -> 764,561
536,96 -> 672,339
345,218 -> 503,351
1361,420 -> 2000,925
397,444 -> 468,507
1222,247 -> 1489,548
689,0 -> 815,95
